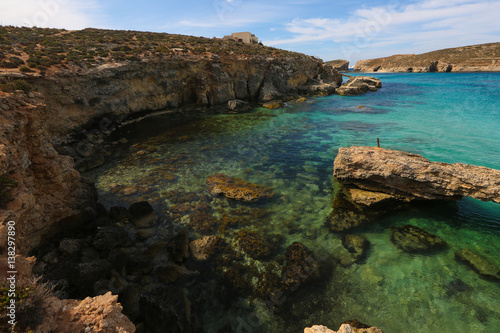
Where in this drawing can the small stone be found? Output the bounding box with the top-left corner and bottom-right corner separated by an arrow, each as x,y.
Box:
118,137 -> 128,144
1,103 -> 10,111
28,91 -> 35,98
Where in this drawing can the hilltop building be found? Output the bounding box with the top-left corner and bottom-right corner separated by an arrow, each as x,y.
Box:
223,32 -> 259,45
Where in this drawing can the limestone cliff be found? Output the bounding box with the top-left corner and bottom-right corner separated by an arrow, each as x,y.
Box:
0,91 -> 96,254
333,146 -> 500,204
354,42 -> 500,72
32,56 -> 341,137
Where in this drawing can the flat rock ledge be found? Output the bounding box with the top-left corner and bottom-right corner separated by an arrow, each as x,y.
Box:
206,173 -> 275,202
333,146 -> 500,204
336,76 -> 382,96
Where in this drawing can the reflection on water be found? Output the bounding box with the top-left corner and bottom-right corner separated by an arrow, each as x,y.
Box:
93,73 -> 500,333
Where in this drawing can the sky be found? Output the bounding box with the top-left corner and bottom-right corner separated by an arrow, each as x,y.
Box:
1,0 -> 499,65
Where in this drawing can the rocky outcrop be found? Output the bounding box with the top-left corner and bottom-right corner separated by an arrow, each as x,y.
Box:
336,76 -> 382,96
353,42 -> 500,72
206,173 -> 275,202
391,225 -> 447,253
326,59 -> 350,71
38,292 -> 135,333
455,249 -> 500,281
333,146 -> 500,204
305,322 -> 383,333
0,91 -> 96,254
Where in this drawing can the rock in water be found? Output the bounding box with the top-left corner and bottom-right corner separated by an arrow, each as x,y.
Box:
455,248 -> 500,281
333,146 -> 500,204
342,234 -> 370,261
227,99 -> 250,112
206,173 -> 275,202
336,76 -> 382,96
281,242 -> 320,293
390,225 -> 447,253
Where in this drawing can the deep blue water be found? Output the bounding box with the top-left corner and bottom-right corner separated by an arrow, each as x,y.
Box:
94,72 -> 500,332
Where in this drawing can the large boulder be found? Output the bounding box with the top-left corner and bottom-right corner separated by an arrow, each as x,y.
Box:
455,248 -> 500,281
391,225 -> 447,253
334,146 -> 500,204
206,173 -> 275,202
336,76 -> 382,96
37,292 -> 135,333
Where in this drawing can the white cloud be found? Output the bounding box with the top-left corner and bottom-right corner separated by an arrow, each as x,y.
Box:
0,0 -> 100,29
267,0 -> 500,62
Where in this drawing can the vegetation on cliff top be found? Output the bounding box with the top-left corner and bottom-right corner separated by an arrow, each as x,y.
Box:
0,26 -> 312,76
357,42 -> 500,68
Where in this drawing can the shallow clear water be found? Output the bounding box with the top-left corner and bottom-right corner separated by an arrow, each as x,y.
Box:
94,72 -> 500,332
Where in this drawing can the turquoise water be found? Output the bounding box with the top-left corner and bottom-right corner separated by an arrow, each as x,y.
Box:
94,72 -> 500,332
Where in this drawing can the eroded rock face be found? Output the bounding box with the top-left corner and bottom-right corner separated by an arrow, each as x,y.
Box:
455,249 -> 500,281
391,225 -> 447,253
336,76 -> 382,96
38,292 -> 135,333
333,146 -> 500,204
206,173 -> 275,202
0,91 -> 96,254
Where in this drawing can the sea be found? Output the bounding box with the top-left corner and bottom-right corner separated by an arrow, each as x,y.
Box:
92,72 -> 500,332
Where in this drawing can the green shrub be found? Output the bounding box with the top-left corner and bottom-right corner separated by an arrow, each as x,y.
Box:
0,277 -> 55,332
19,66 -> 33,73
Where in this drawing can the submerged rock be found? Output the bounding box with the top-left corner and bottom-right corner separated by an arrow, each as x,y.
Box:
235,229 -> 281,260
342,234 -> 370,261
390,225 -> 447,253
189,235 -> 218,261
206,173 -> 275,202
455,248 -> 500,281
325,190 -> 370,232
281,242 -> 320,293
336,76 -> 382,96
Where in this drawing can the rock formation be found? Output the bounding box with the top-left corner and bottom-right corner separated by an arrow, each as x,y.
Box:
336,76 -> 382,96
353,42 -> 500,72
326,59 -> 350,71
333,146 -> 500,204
38,292 -> 135,333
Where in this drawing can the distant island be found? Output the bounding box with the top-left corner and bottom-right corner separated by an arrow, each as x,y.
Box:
354,42 -> 500,72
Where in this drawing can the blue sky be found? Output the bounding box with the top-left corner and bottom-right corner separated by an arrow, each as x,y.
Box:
1,0 -> 499,65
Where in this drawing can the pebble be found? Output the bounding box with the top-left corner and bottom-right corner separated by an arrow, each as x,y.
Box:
1,103 -> 10,111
